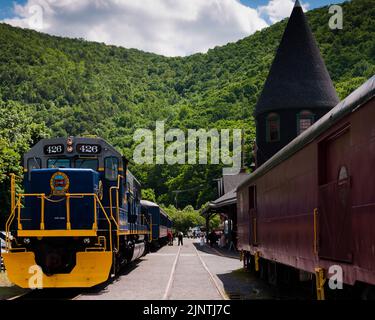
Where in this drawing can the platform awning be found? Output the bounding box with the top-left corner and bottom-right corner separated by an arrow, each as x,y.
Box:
201,188 -> 237,216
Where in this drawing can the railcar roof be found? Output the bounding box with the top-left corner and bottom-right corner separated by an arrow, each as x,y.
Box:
141,200 -> 159,207
140,200 -> 170,220
238,75 -> 375,190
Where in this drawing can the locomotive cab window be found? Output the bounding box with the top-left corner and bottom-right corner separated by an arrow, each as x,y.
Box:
47,158 -> 71,168
27,158 -> 41,171
105,157 -> 119,181
266,113 -> 280,142
27,158 -> 41,180
297,110 -> 315,135
75,158 -> 99,170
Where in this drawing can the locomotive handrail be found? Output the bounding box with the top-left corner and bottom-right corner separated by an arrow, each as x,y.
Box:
94,194 -> 113,251
109,174 -> 123,250
5,197 -> 21,250
109,174 -> 123,227
4,192 -> 113,252
10,173 -> 16,215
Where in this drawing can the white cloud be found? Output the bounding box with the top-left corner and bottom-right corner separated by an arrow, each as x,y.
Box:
2,0 -> 269,57
258,0 -> 309,24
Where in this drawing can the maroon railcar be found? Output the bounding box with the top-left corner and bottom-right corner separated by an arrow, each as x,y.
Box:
237,76 -> 375,293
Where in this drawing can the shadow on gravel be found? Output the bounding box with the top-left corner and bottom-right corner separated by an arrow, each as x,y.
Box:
192,242 -> 314,300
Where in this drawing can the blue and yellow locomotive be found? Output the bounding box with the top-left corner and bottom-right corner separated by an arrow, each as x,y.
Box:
3,137 -> 151,288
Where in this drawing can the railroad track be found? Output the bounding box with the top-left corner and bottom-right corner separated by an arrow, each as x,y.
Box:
162,246 -> 181,300
193,245 -> 229,300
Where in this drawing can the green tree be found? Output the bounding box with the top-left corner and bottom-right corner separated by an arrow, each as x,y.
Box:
163,205 -> 205,234
0,100 -> 50,226
141,188 -> 156,202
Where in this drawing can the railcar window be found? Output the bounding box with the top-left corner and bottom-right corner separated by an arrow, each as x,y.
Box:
266,113 -> 280,142
105,157 -> 119,181
297,110 -> 315,135
75,159 -> 99,170
47,158 -> 71,168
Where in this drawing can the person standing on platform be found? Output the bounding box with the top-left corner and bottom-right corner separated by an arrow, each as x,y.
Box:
168,231 -> 173,246
200,234 -> 205,246
208,230 -> 217,247
177,231 -> 183,246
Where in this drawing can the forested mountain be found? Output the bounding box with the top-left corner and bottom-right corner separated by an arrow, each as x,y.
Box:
0,0 -> 374,213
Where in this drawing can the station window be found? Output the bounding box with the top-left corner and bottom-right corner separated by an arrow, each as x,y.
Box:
297,110 -> 315,135
266,113 -> 280,142
75,158 -> 99,170
47,158 -> 71,168
105,157 -> 119,181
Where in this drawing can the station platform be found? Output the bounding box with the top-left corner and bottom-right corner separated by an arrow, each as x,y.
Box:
1,239 -> 281,300
77,238 -> 259,300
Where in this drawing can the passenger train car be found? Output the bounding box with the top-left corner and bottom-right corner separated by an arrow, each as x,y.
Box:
3,137 -> 152,288
141,200 -> 172,249
237,77 -> 375,298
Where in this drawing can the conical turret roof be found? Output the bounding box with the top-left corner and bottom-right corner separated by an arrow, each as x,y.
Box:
255,0 -> 339,116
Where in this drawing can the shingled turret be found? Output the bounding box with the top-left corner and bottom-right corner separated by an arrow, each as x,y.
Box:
255,0 -> 339,167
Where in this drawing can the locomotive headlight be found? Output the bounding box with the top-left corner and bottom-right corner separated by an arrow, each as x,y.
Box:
23,238 -> 30,244
67,146 -> 74,153
67,137 -> 73,146
83,238 -> 90,245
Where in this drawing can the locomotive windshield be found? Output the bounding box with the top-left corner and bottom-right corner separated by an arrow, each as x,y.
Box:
40,158 -> 99,170
47,158 -> 71,168
75,158 -> 99,170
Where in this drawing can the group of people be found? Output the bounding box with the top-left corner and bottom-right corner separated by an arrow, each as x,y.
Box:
207,230 -> 218,247
167,231 -> 184,246
167,230 -> 231,249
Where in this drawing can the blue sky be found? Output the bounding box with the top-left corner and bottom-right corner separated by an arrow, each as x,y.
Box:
0,0 -> 343,56
0,0 -> 25,19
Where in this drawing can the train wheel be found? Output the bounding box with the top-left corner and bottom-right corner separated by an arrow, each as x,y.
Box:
242,252 -> 248,269
246,253 -> 253,272
259,259 -> 268,281
111,253 -> 121,277
267,261 -> 278,286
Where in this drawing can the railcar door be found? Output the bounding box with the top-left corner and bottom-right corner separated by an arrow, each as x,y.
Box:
318,127 -> 352,262
248,185 -> 258,246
